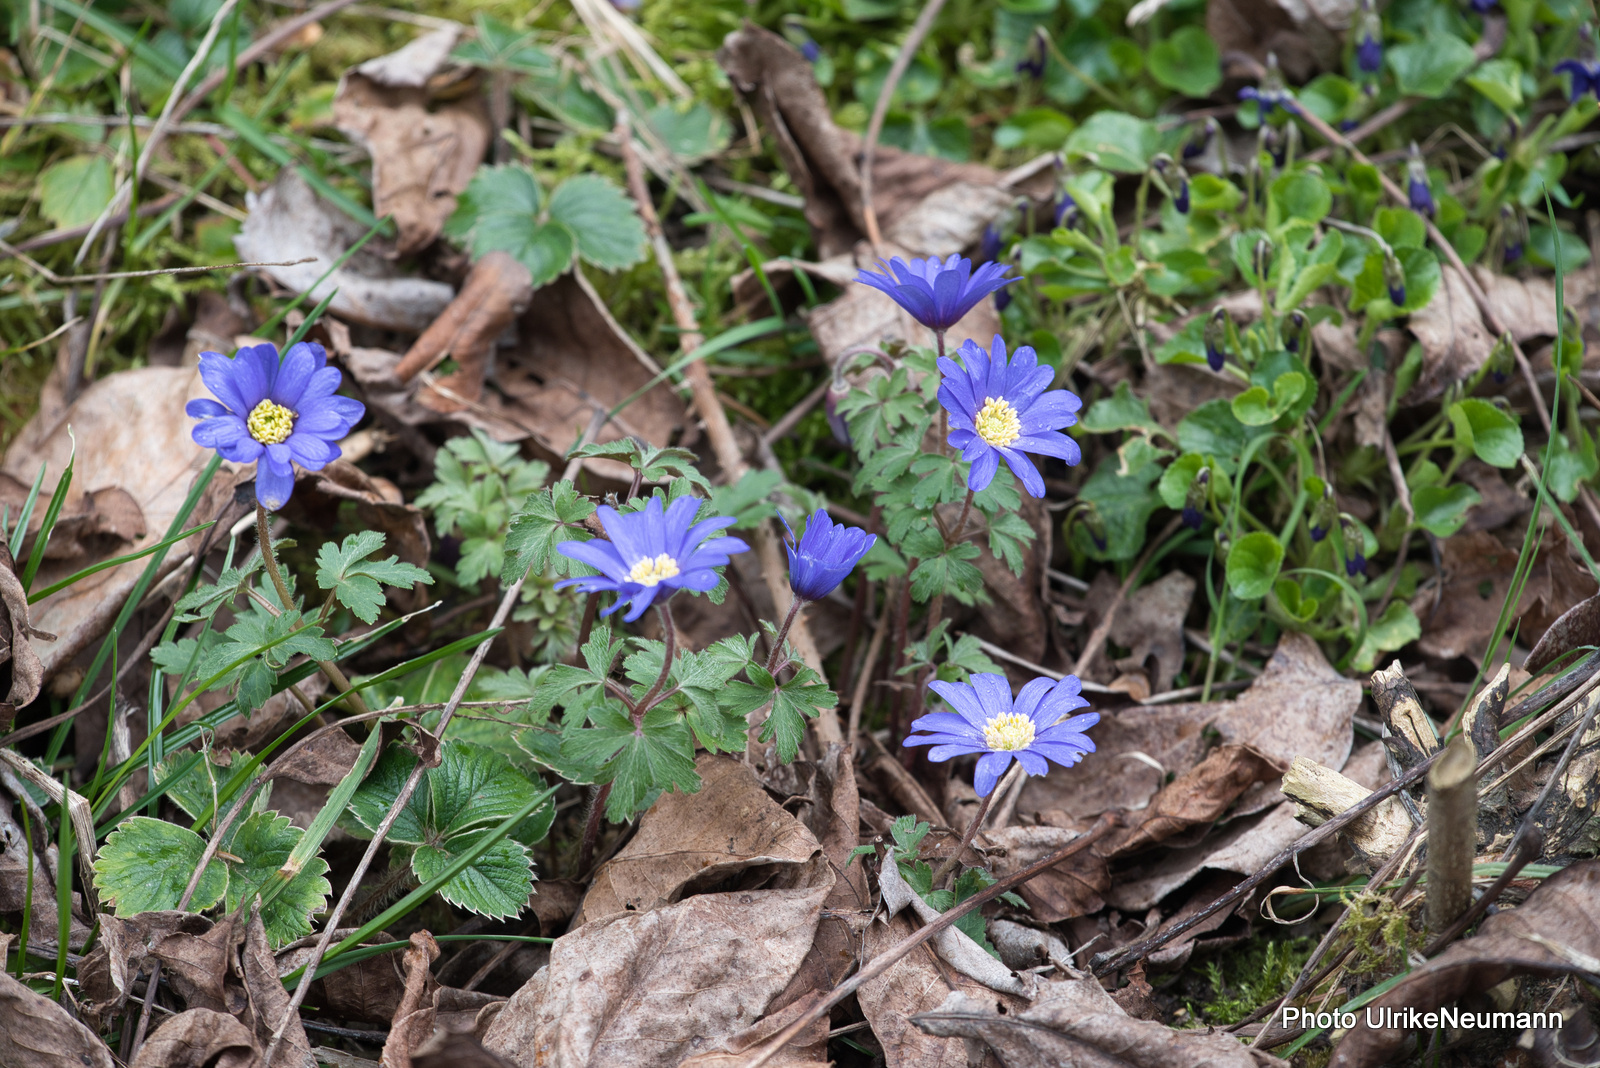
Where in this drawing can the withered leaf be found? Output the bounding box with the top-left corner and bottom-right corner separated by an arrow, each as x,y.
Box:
394,251 -> 533,408
413,1031 -> 520,1068
1405,264 -> 1494,405
131,1009 -> 260,1068
913,981 -> 1288,1068
1526,590 -> 1600,674
382,931 -> 441,1068
0,967 -> 115,1068
482,883 -> 831,1068
576,754 -> 822,925
1109,743 -> 1285,857
332,27 -> 491,257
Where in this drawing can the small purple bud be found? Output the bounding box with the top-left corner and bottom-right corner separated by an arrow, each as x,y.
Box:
1388,283 -> 1406,305
1346,553 -> 1367,577
1470,0 -> 1497,11
1357,32 -> 1382,74
1181,504 -> 1203,530
801,39 -> 821,63
1311,524 -> 1327,542
979,224 -> 1002,263
994,287 -> 1012,313
1053,192 -> 1079,229
1505,241 -> 1523,264
1182,120 -> 1215,160
1175,178 -> 1190,214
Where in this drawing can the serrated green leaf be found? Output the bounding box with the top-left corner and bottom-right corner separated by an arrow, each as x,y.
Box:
562,703 -> 700,820
428,742 -> 546,839
547,174 -> 646,271
342,744 -> 429,845
93,817 -> 227,915
154,753 -> 235,824
220,811 -> 331,947
503,481 -> 597,583
412,833 -> 533,920
315,531 -> 433,624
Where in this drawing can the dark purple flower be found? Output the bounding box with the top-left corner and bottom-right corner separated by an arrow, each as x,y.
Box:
1238,86 -> 1299,117
1346,552 -> 1368,577
1470,0 -> 1497,12
1310,524 -> 1329,542
1406,147 -> 1434,217
781,509 -> 876,603
1053,192 -> 1079,229
1015,32 -> 1047,80
939,335 -> 1083,498
904,672 -> 1097,796
1357,32 -> 1382,73
1504,241 -> 1523,264
1174,178 -> 1190,214
800,39 -> 821,63
856,255 -> 1018,334
1181,504 -> 1203,530
1383,252 -> 1407,307
1557,59 -> 1600,101
555,496 -> 749,623
1182,120 -> 1216,160
187,342 -> 365,512
1204,308 -> 1229,372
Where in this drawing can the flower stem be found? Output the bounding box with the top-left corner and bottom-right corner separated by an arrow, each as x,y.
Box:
578,782 -> 612,877
935,330 -> 948,452
931,787 -> 997,889
765,596 -> 805,677
255,505 -> 371,717
950,487 -> 975,547
634,602 -> 677,724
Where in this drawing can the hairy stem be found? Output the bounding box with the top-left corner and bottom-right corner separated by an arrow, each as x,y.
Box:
634,603 -> 677,723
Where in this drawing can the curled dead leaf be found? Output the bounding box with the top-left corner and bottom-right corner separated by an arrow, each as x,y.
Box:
394,251 -> 534,408
0,542 -> 43,730
332,26 -> 490,257
576,754 -> 823,925
132,1009 -> 261,1068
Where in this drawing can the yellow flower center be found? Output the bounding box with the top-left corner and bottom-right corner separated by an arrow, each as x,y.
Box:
625,553 -> 681,587
982,712 -> 1036,752
974,396 -> 1021,448
247,399 -> 296,445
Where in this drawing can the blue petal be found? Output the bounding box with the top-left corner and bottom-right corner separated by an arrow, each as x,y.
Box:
908,711 -> 978,738
969,673 -> 1014,717
1012,677 -> 1058,722
256,457 -> 295,511
198,352 -> 253,415
997,447 -> 1046,497
1013,750 -> 1049,777
925,742 -> 989,762
927,679 -> 988,729
272,342 -> 317,407
286,431 -> 337,469
974,751 -> 1013,796
966,447 -> 1000,492
186,398 -> 229,419
1014,432 -> 1082,466
559,539 -> 629,580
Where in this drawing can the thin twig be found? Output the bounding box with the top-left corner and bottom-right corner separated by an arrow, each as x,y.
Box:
1,248 -> 315,285
736,812 -> 1121,1068
858,0 -> 951,250
848,583 -> 895,741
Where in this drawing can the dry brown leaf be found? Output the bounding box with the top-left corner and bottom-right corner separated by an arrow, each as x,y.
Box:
1109,743 -> 1286,857
235,169 -> 455,332
271,728 -> 364,786
332,27 -> 490,257
1471,265 -> 1560,342
1413,530 -> 1595,662
394,252 -> 533,408
482,883 -> 831,1068
77,911 -> 212,1028
575,754 -> 822,925
878,855 -> 1035,997
677,990 -> 831,1068
1527,589 -> 1600,674
986,826 -> 1112,922
1082,569 -> 1195,692
239,907 -> 314,1067
0,966 -> 115,1068
1329,859 -> 1600,1067
383,931 -> 442,1068
277,929 -> 407,1026
1208,0 -> 1345,82
1404,264 -> 1494,404
292,459 -> 431,568
132,1009 -> 261,1068
913,980 -> 1288,1068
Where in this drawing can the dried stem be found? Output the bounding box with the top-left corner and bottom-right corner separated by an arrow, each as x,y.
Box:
930,764 -> 1019,888
847,581 -> 895,741
859,0 -> 952,250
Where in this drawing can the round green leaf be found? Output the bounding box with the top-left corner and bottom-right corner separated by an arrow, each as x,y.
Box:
1268,173 -> 1332,228
1411,484 -> 1482,537
1147,27 -> 1221,97
37,155 -> 114,229
1226,532 -> 1285,600
1064,111 -> 1159,174
1386,36 -> 1476,98
1448,398 -> 1525,468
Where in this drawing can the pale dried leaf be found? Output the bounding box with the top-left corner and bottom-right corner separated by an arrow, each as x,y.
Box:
482,883 -> 830,1068
877,855 -> 1034,997
1405,264 -> 1493,404
131,1009 -> 260,1068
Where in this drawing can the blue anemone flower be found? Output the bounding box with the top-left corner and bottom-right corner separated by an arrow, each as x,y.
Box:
856,255 -> 1018,334
904,672 -> 1098,796
781,509 -> 876,603
186,342 -> 365,512
555,497 -> 749,623
938,335 -> 1083,498
1557,59 -> 1600,101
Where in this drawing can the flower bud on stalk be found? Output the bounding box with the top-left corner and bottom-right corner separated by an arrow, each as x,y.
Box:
1340,515 -> 1367,577
1383,250 -> 1407,307
1182,468 -> 1210,530
1204,308 -> 1231,372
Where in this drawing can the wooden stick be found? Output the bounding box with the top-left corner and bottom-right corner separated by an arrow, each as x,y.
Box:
1424,733 -> 1478,932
